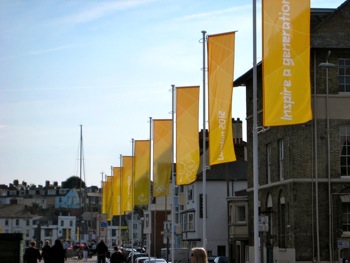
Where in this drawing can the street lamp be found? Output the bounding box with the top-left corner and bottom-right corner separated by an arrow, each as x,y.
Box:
319,54 -> 336,263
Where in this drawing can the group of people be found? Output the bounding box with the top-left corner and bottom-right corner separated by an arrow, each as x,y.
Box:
94,239 -> 126,263
24,239 -> 208,263
23,239 -> 66,263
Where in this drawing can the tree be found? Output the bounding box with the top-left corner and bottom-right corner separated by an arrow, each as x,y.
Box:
62,176 -> 86,189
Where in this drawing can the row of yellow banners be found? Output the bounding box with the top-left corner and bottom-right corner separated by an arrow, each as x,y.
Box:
102,0 -> 313,219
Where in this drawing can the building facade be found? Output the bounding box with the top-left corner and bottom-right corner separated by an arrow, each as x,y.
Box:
235,1 -> 350,262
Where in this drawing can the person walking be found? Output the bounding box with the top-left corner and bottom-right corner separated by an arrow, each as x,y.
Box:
82,242 -> 89,261
62,240 -> 70,261
190,247 -> 208,263
41,240 -> 51,263
23,240 -> 41,263
96,239 -> 109,263
110,246 -> 126,263
49,239 -> 65,263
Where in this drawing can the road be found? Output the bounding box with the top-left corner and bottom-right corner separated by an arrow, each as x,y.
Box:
66,255 -> 98,262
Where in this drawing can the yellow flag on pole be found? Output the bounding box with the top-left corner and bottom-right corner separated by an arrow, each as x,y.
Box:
106,176 -> 113,221
176,86 -> 200,185
208,32 -> 236,166
122,156 -> 133,213
101,181 -> 107,214
134,140 -> 150,205
153,119 -> 172,197
112,167 -> 121,216
262,0 -> 312,126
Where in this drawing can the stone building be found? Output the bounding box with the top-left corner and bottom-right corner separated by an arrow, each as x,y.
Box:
235,1 -> 350,262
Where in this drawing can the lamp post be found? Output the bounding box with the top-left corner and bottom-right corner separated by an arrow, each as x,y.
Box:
319,57 -> 335,263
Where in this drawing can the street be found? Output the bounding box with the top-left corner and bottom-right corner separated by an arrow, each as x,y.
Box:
65,255 -> 98,263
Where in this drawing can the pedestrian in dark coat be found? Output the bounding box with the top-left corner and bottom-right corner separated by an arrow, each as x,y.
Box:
49,239 -> 65,263
110,246 -> 126,263
96,239 -> 109,263
41,240 -> 51,263
23,240 -> 41,263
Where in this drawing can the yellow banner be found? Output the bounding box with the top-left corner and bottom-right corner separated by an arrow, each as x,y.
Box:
101,181 -> 107,214
134,140 -> 150,205
153,119 -> 172,197
105,176 -> 112,221
208,32 -> 236,166
122,156 -> 133,213
263,0 -> 312,126
112,167 -> 121,216
176,86 -> 200,185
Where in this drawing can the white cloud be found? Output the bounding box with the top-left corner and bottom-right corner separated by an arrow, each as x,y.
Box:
61,0 -> 156,25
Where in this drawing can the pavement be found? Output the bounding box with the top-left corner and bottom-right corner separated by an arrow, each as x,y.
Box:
66,255 -> 98,262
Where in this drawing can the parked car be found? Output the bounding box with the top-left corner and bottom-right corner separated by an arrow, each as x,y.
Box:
135,256 -> 156,263
214,256 -> 229,263
127,251 -> 148,263
208,256 -> 217,263
66,244 -> 84,259
143,259 -> 167,263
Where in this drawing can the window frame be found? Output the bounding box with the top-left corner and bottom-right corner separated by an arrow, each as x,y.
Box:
278,139 -> 284,181
266,143 -> 272,184
338,58 -> 350,93
340,126 -> 350,177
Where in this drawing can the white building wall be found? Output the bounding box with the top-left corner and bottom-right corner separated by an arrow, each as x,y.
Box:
0,217 -> 34,242
58,215 -> 76,242
182,180 -> 231,256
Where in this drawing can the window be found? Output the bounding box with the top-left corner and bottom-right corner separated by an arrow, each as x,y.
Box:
342,202 -> 350,233
338,59 -> 350,93
236,205 -> 246,224
70,221 -> 73,227
187,186 -> 193,201
182,214 -> 187,231
61,220 -> 64,227
340,127 -> 350,176
278,196 -> 286,248
179,185 -> 184,193
5,219 -> 8,226
278,139 -> 284,180
188,212 -> 195,231
182,212 -> 195,232
16,219 -> 19,226
266,144 -> 272,183
26,220 -> 29,226
44,229 -> 52,236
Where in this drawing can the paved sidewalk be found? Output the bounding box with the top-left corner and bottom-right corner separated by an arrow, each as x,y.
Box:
66,255 -> 97,262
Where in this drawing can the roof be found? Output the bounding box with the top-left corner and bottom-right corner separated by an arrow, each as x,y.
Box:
311,1 -> 350,48
0,204 -> 35,218
197,149 -> 247,181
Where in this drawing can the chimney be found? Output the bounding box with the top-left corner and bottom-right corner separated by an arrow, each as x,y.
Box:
232,118 -> 243,144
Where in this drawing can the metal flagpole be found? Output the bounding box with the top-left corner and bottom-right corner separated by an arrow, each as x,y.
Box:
119,155 -> 122,246
252,0 -> 260,262
171,84 -> 176,262
201,30 -> 207,249
131,139 -> 135,250
148,117 -> 153,258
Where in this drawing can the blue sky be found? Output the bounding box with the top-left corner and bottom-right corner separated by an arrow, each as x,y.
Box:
0,0 -> 345,187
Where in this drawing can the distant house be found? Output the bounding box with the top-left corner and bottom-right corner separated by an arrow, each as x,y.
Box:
55,189 -> 80,209
177,119 -> 248,259
0,204 -> 38,244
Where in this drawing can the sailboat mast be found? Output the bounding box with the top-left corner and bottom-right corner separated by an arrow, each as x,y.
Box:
80,125 -> 83,186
